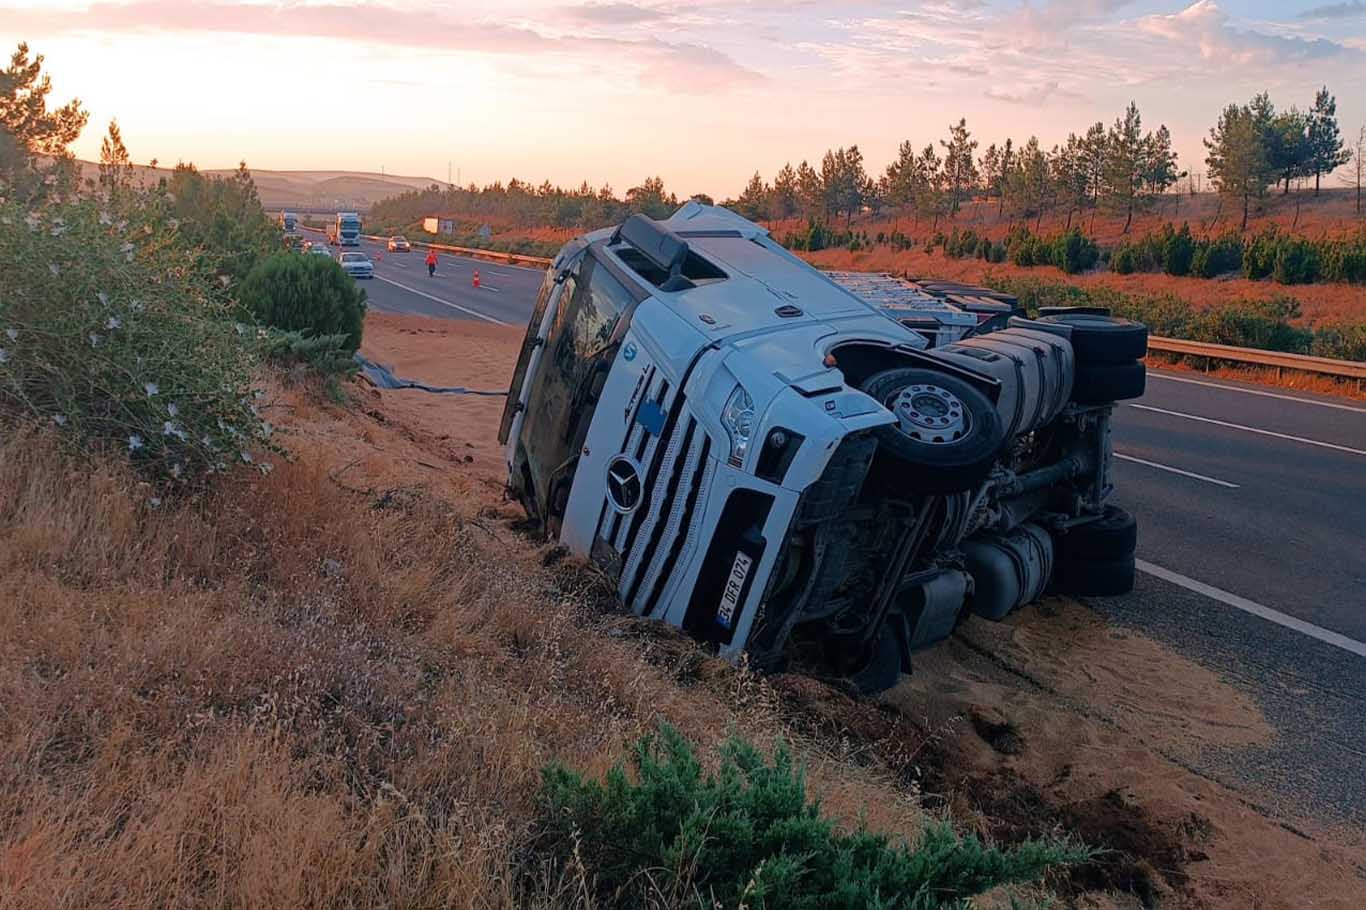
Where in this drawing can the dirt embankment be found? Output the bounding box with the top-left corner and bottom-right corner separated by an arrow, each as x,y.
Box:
353,312 -> 1366,909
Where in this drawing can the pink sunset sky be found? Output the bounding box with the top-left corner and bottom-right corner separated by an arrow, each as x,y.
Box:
3,0 -> 1364,197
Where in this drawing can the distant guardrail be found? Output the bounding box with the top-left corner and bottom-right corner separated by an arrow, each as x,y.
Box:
297,224 -> 553,267
1147,337 -> 1366,386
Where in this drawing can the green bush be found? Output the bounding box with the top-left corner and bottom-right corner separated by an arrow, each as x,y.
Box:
1242,228 -> 1280,280
239,252 -> 367,354
1052,228 -> 1100,274
1162,223 -> 1195,277
1111,246 -> 1137,275
537,724 -> 1089,909
1192,232 -> 1243,278
1272,237 -> 1321,285
1320,234 -> 1366,283
0,197 -> 272,487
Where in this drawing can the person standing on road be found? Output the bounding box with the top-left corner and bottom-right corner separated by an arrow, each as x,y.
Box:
426,249 -> 438,277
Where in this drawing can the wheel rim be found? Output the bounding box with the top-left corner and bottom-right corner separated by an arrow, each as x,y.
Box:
890,383 -> 970,445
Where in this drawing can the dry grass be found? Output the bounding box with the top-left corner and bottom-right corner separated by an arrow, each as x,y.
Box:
0,417 -> 927,909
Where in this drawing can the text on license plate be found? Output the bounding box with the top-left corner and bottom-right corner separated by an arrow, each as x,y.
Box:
715,551 -> 753,630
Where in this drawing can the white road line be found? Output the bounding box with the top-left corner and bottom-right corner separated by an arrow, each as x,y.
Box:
1149,372 -> 1366,414
1128,403 -> 1366,457
1113,452 -> 1240,488
1136,560 -> 1366,660
373,276 -> 507,325
480,284 -> 502,293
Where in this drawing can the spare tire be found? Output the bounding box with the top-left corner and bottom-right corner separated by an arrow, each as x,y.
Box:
1073,360 -> 1146,404
861,368 -> 1006,494
1057,505 -> 1137,561
1038,313 -> 1148,363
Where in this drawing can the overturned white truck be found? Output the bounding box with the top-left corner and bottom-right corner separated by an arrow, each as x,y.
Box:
500,204 -> 1146,692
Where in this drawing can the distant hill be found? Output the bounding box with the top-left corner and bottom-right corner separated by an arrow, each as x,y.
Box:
72,161 -> 445,211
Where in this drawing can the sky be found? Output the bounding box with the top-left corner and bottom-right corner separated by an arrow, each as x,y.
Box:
3,0 -> 1365,198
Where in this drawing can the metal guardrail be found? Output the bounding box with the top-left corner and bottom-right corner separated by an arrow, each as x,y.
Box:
1147,336 -> 1366,383
297,224 -> 553,267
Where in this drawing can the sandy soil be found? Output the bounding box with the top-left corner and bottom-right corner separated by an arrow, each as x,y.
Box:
328,310 -> 1366,909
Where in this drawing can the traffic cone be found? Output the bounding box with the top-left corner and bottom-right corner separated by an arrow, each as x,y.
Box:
472,270 -> 480,288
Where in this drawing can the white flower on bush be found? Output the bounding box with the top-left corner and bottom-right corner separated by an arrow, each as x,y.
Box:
49,263 -> 60,276
128,434 -> 144,451
234,323 -> 246,336
148,496 -> 162,508
171,463 -> 183,479
218,275 -> 231,288
130,299 -> 144,313
116,220 -> 128,232
257,462 -> 273,476
201,435 -> 215,450
0,348 -> 8,364
258,421 -> 273,440
52,414 -> 67,427
98,292 -> 110,307
240,451 -> 253,464
144,382 -> 159,397
105,316 -> 121,330
162,421 -> 188,441
88,333 -> 102,347
5,329 -> 16,341
49,225 -> 65,237
166,402 -> 178,417
99,211 -> 112,226
168,218 -> 179,230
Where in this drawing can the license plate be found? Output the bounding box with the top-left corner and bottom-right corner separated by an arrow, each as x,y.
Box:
715,551 -> 753,630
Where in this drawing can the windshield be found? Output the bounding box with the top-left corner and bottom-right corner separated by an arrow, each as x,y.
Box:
340,253 -> 367,263
517,251 -> 637,522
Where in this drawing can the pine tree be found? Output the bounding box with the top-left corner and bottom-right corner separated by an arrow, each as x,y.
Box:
795,160 -> 822,220
1308,86 -> 1350,195
98,118 -> 132,192
914,143 -> 945,229
735,170 -> 769,222
939,118 -> 978,215
1079,122 -> 1106,228
770,162 -> 797,220
1205,102 -> 1271,230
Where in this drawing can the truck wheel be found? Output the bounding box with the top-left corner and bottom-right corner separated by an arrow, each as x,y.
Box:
845,625 -> 904,696
1038,313 -> 1148,363
1058,505 -> 1137,561
861,368 -> 1006,494
1072,360 -> 1146,404
1050,553 -> 1137,597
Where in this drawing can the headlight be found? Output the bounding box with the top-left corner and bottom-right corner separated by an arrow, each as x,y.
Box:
720,385 -> 756,467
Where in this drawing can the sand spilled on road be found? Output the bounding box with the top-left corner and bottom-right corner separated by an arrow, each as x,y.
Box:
348,311 -> 1366,909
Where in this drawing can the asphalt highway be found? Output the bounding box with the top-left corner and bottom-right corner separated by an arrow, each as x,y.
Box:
349,254 -> 1366,823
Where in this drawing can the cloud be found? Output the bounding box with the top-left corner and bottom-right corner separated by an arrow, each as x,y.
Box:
566,2 -> 669,25
1298,0 -> 1366,20
1138,0 -> 1349,65
3,0 -> 760,92
985,81 -> 1061,105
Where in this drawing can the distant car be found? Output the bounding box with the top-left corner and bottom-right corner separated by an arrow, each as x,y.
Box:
307,244 -> 333,258
338,251 -> 374,279
387,235 -> 411,252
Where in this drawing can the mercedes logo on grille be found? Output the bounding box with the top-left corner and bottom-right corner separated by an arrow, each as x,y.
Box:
605,455 -> 643,514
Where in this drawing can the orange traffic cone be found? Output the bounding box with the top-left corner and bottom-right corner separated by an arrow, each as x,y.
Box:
472,270 -> 480,288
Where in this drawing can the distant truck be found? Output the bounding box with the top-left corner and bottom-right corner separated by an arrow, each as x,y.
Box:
330,212 -> 362,247
278,211 -> 298,233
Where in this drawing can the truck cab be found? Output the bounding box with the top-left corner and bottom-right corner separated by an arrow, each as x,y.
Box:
500,203 -> 1147,691
334,212 -> 362,247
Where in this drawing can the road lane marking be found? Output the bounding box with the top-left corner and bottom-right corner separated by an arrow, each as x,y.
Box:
1136,560 -> 1366,660
1149,372 -> 1366,414
373,276 -> 507,325
1113,452 -> 1240,488
1128,403 -> 1366,457
480,284 -> 502,293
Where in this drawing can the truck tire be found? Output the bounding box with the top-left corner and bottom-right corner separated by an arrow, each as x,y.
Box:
1072,360 -> 1146,404
1057,505 -> 1137,561
846,624 -> 904,695
861,368 -> 1006,494
1038,313 -> 1148,363
1050,552 -> 1137,597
